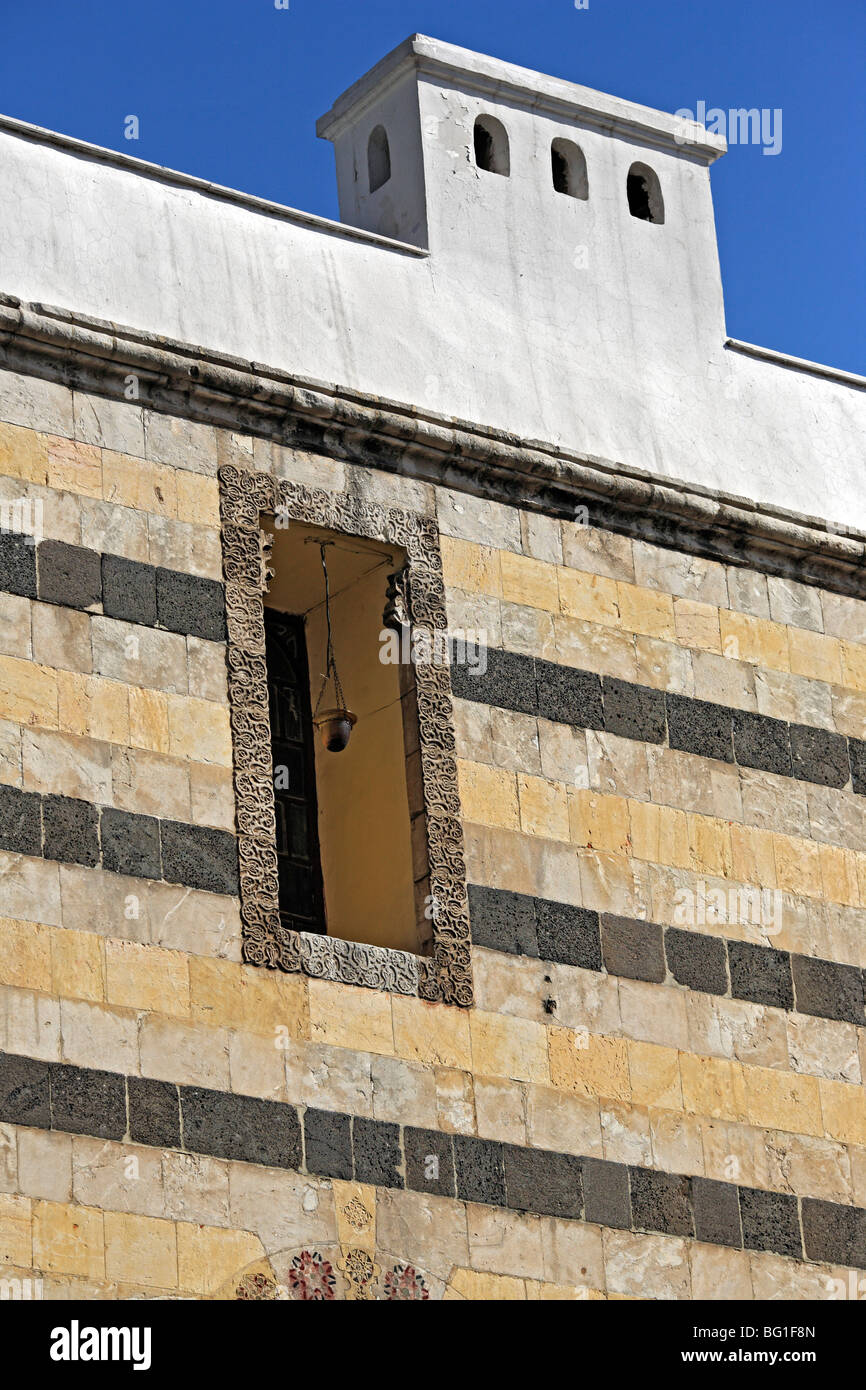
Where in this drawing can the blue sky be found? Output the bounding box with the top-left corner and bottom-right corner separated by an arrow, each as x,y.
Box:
2,0 -> 863,372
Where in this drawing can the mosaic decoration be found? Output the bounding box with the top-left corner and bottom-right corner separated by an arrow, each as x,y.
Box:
218,465 -> 474,1006
342,1197 -> 373,1233
235,1272 -> 280,1300
339,1248 -> 379,1300
383,1264 -> 431,1300
286,1250 -> 337,1301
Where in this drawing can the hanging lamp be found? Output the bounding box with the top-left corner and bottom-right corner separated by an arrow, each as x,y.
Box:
312,542 -> 357,752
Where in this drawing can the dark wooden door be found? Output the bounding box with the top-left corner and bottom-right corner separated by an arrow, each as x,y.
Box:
263,608 -> 327,936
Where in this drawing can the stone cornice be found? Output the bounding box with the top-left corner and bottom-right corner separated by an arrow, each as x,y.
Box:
1,294 -> 864,599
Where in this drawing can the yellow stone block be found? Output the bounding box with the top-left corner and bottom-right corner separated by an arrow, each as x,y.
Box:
0,1194 -> 32,1268
439,536 -> 502,597
46,436 -> 102,499
392,994 -> 472,1070
628,799 -> 660,862
730,823 -> 777,888
0,918 -> 52,991
517,773 -> 569,842
189,955 -> 304,1038
674,599 -> 721,653
500,551 -> 559,612
558,569 -> 620,626
456,758 -> 519,830
129,686 -> 171,755
569,789 -> 630,854
525,1280 -> 602,1300
616,582 -> 676,642
744,1066 -> 822,1138
308,978 -> 394,1055
33,1200 -> 104,1279
819,1078 -> 866,1146
680,1053 -> 747,1123
51,928 -> 104,1003
719,610 -> 789,672
177,1222 -> 264,1295
105,939 -> 190,1016
0,655 -> 58,728
104,1211 -> 177,1289
103,450 -> 177,519
773,834 -> 822,900
819,844 -> 860,908
549,1028 -> 629,1102
448,1268 -> 526,1300
841,640 -> 866,693
175,471 -> 221,529
656,805 -> 691,870
627,1041 -> 682,1110
0,421 -> 49,484
167,694 -> 233,767
59,672 -> 130,745
689,815 -> 733,878
787,626 -> 842,685
470,1009 -> 549,1084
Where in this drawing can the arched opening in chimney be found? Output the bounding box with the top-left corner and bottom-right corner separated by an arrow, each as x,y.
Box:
367,125 -> 392,193
551,138 -> 588,199
473,115 -> 510,176
627,163 -> 664,223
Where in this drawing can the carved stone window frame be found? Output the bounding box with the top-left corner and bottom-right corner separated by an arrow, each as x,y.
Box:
218,464 -> 474,1007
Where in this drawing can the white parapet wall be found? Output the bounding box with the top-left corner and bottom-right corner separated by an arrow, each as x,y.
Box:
0,35 -> 862,528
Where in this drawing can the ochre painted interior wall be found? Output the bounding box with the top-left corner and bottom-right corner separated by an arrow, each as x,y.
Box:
266,524 -> 419,952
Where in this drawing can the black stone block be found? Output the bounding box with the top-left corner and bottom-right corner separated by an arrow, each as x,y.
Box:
792,954 -> 864,1026
156,568 -> 226,642
601,915 -> 666,983
467,883 -> 538,957
181,1086 -> 301,1169
503,1144 -> 582,1219
739,1185 -> 802,1259
629,1166 -> 693,1237
536,661 -> 603,730
38,539 -> 102,610
128,1076 -> 181,1150
352,1117 -> 402,1188
692,1177 -> 742,1248
732,712 -> 792,778
850,739 -> 866,797
603,678 -> 667,745
403,1127 -> 455,1198
664,927 -> 728,996
666,693 -> 733,764
0,1052 -> 51,1127
100,807 -> 162,881
160,820 -> 239,895
304,1107 -> 353,1180
728,940 -> 793,1010
101,553 -> 158,628
0,529 -> 37,598
581,1158 -> 630,1230
42,794 -> 100,867
535,899 -> 602,970
452,1134 -> 505,1206
789,723 -> 851,790
801,1198 -> 866,1271
51,1062 -> 126,1140
0,783 -> 42,857
471,646 -> 538,715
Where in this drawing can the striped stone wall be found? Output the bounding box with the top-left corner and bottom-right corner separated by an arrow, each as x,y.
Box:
0,366 -> 864,1300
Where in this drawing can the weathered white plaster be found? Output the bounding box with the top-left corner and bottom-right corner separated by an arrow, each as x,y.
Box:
0,35 -> 862,528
